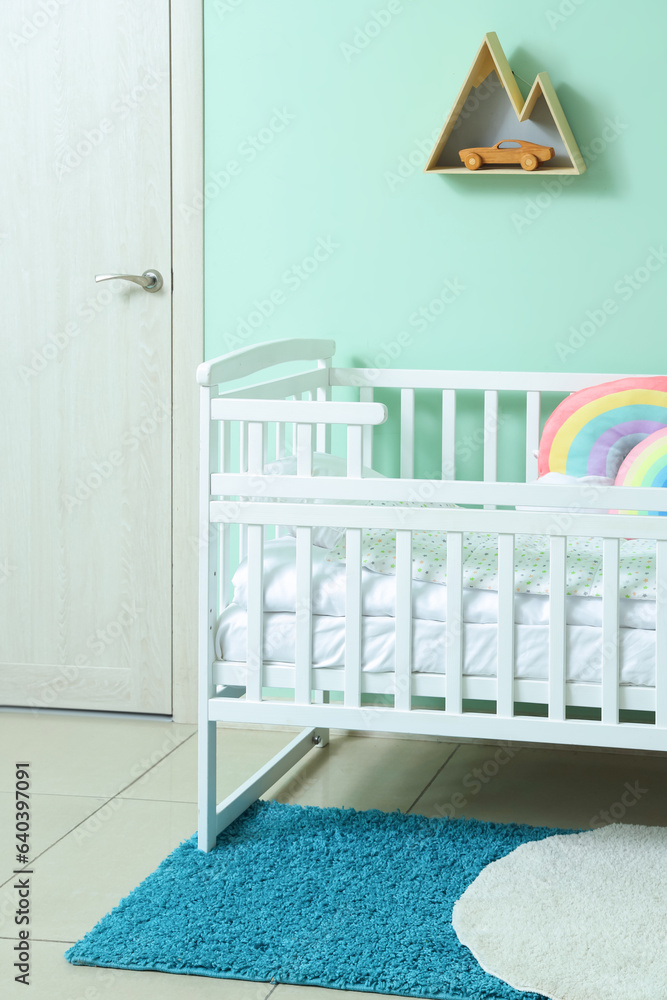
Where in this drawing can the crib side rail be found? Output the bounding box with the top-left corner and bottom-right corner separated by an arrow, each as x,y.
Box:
329,367 -> 645,392
210,474 -> 667,517
211,495 -> 667,748
331,366 -> 649,490
213,499 -> 667,540
217,404 -> 667,739
210,397 -> 388,426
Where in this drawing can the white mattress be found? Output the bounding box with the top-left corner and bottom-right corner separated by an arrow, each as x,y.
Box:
216,539 -> 658,688
230,538 -> 657,630
215,605 -> 656,688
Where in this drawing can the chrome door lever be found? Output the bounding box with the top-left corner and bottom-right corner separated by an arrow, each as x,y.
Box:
95,269 -> 163,292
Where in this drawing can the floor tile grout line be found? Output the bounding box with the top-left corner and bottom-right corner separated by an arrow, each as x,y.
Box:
0,936 -> 76,944
0,733 -> 197,891
0,790 -> 123,801
110,731 -> 197,800
114,795 -> 198,804
405,744 -> 461,814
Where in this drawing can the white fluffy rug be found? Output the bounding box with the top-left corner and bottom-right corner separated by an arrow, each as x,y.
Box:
452,824 -> 667,1000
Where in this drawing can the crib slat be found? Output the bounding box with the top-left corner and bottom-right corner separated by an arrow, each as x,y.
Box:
548,534 -> 567,720
442,389 -> 456,480
346,425 -> 363,705
497,533 -> 515,717
247,421 -> 264,474
395,530 -> 412,711
657,540 -> 667,727
285,396 -> 295,458
316,358 -> 332,453
294,422 -> 314,704
296,423 -> 314,477
295,526 -> 313,705
239,420 -> 249,562
445,531 -> 463,715
276,420 -> 286,459
240,420 -> 249,471
360,387 -> 374,468
347,424 -> 363,477
601,537 -> 620,724
400,388 -> 415,479
220,419 -> 231,608
250,421 -> 270,541
345,527 -> 362,706
483,390 -> 498,480
246,523 -> 264,703
273,419 -> 283,538
526,391 -> 541,482
483,390 -> 498,510
275,414 -> 287,537
245,422 -> 265,701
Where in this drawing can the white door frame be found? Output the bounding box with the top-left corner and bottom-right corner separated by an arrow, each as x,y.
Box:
171,0 -> 204,723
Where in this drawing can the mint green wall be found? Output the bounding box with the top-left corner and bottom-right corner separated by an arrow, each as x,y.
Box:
203,0 -> 667,480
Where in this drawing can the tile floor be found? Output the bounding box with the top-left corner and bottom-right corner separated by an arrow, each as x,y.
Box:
1,711 -> 666,999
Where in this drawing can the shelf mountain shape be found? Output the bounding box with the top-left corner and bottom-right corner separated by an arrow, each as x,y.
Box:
425,32 -> 585,175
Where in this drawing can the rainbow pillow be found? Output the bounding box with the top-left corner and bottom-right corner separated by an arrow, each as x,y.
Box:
614,427 -> 667,516
538,377 -> 667,480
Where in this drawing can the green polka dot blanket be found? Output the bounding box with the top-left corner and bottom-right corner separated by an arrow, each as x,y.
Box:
329,523 -> 655,600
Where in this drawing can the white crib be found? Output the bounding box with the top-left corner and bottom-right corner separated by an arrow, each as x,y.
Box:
197,338 -> 667,851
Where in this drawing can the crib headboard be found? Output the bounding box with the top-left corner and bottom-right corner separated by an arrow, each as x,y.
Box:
197,338 -> 336,387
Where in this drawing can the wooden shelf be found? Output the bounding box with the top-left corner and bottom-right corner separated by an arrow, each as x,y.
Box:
426,166 -> 581,176
425,32 -> 586,176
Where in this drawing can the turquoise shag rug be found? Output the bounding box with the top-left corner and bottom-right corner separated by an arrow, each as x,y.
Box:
66,800 -> 563,998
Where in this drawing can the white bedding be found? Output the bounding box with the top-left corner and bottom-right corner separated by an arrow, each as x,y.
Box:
216,538 -> 659,688
215,606 -> 657,687
328,527 -> 657,600
230,538 -> 657,631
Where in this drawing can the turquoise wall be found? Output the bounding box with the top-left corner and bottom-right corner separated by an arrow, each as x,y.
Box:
203,0 -> 667,480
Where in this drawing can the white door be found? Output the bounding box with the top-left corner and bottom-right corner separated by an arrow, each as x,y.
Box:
0,2 -> 172,713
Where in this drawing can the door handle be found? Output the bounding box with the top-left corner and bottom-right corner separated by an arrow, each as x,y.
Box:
95,269 -> 163,292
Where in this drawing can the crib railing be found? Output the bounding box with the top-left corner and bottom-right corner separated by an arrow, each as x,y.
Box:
211,362 -> 644,506
198,340 -> 667,753
328,366 -> 635,485
209,498 -> 667,747
210,474 -> 667,732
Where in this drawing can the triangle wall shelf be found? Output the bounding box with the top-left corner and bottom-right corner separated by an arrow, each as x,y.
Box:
425,32 -> 586,176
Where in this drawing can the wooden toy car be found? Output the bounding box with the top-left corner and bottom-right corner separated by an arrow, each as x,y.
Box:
459,140 -> 555,171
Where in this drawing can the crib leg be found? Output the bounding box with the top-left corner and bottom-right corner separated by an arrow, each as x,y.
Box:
198,719 -> 217,852
205,726 -> 329,848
